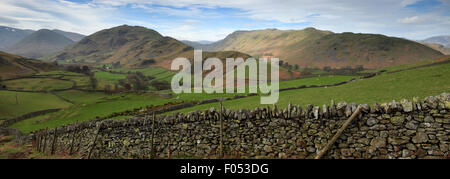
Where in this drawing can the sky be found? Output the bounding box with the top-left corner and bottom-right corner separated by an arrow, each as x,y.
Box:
0,0 -> 449,41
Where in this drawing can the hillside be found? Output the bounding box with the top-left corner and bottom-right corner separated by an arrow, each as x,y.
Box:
422,42 -> 450,55
421,35 -> 450,48
295,33 -> 443,69
181,40 -> 214,49
45,25 -> 251,69
0,26 -> 34,51
198,28 -> 443,69
0,51 -> 57,79
52,29 -> 85,42
6,29 -> 75,59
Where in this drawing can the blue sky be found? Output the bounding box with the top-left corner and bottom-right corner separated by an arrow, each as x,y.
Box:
0,0 -> 449,41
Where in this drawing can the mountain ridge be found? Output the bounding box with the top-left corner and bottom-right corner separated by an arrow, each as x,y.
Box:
0,26 -> 34,51
191,28 -> 443,69
421,35 -> 450,48
51,29 -> 85,42
44,25 -> 251,69
6,29 -> 75,59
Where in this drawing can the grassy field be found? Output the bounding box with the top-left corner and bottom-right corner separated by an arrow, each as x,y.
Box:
0,91 -> 72,119
5,59 -> 449,134
2,78 -> 73,91
94,71 -> 127,83
278,75 -> 356,89
110,67 -> 175,82
168,62 -> 450,114
172,75 -> 358,102
361,55 -> 450,73
5,73 -> 357,133
9,91 -> 175,134
36,70 -> 82,76
93,67 -> 175,90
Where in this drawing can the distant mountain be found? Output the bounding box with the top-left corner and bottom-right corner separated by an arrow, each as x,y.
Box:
45,25 -> 250,69
421,42 -> 450,55
198,28 -> 443,69
0,26 -> 34,51
52,29 -> 85,42
0,51 -> 56,79
6,29 -> 75,59
421,36 -> 450,48
181,40 -> 215,48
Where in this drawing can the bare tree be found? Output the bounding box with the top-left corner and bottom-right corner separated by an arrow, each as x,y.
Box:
89,75 -> 98,90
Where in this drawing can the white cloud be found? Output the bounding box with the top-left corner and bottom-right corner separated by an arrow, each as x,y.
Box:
93,0 -> 450,40
398,16 -> 424,24
400,0 -> 420,7
0,0 -> 119,35
0,0 -> 449,40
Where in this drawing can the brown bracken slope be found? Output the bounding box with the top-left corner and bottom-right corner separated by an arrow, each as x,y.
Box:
0,51 -> 56,79
196,28 -> 444,69
45,25 -> 251,69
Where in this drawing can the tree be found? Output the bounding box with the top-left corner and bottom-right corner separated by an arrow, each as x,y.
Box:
294,64 -> 299,70
104,84 -> 112,95
89,75 -> 98,90
140,59 -> 156,66
114,83 -> 119,93
355,65 -> 364,72
150,80 -> 171,90
66,65 -> 91,75
0,77 -> 5,89
323,66 -> 332,72
82,66 -> 90,74
127,73 -> 149,91
118,79 -> 132,91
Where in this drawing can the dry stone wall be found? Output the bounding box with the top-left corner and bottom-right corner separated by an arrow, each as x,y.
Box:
32,93 -> 450,159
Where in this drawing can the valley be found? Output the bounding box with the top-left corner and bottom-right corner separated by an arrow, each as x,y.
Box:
0,24 -> 449,159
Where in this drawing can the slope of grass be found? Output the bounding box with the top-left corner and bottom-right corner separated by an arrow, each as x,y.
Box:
36,70 -> 82,76
278,75 -> 356,89
0,91 -> 72,119
61,76 -> 90,88
169,62 -> 450,114
361,55 -> 450,73
9,91 -> 175,134
94,71 -> 126,83
171,75 -> 357,102
7,73 -> 358,133
110,67 -> 175,82
2,78 -> 73,91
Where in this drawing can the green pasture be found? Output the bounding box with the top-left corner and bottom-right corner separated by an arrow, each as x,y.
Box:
0,91 -> 72,119
2,78 -> 73,91
168,62 -> 450,114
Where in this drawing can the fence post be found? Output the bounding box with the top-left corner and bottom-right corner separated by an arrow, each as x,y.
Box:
42,127 -> 48,153
219,98 -> 224,159
35,132 -> 39,151
150,113 -> 156,159
315,106 -> 362,159
69,123 -> 77,155
141,117 -> 147,159
50,128 -> 58,155
88,123 -> 102,159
